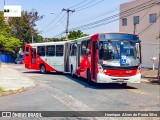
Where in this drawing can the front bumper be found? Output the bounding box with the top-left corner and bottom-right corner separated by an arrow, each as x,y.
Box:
97,73 -> 141,83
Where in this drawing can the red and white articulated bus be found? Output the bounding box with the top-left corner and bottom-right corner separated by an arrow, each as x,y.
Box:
24,41 -> 71,73
24,33 -> 141,86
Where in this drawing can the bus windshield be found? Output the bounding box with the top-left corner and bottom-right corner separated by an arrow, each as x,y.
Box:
99,40 -> 140,67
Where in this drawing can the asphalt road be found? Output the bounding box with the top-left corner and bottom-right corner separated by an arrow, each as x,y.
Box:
0,64 -> 159,120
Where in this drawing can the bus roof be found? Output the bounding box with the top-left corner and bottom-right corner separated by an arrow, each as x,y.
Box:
69,32 -> 138,43
26,33 -> 139,46
26,41 -> 70,47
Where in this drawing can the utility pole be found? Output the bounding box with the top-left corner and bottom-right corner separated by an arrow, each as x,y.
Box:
31,30 -> 34,43
62,8 -> 75,40
4,0 -> 5,6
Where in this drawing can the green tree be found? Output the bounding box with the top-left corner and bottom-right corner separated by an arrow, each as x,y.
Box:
68,30 -> 89,40
0,12 -> 21,53
46,30 -> 88,42
8,9 -> 44,43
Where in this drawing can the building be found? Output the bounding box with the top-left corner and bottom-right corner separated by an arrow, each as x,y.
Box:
119,0 -> 160,68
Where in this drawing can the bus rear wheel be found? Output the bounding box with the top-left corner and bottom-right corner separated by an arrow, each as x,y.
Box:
40,64 -> 47,74
87,70 -> 93,86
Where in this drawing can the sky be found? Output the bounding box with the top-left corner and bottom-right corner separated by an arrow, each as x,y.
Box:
0,0 -> 133,38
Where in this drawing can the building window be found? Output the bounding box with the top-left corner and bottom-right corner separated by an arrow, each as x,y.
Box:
46,45 -> 55,56
134,16 -> 139,25
37,46 -> 45,56
122,18 -> 127,26
56,45 -> 64,56
149,13 -> 157,23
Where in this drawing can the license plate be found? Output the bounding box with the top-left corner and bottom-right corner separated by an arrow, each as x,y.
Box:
117,78 -> 124,81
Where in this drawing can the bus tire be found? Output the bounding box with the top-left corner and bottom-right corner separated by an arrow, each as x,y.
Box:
87,70 -> 93,86
122,83 -> 127,87
40,64 -> 47,74
71,65 -> 75,78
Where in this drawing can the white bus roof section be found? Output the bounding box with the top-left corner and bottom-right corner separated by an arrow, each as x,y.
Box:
28,41 -> 70,47
70,35 -> 92,44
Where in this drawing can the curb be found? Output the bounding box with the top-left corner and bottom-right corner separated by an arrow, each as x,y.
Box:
0,80 -> 40,97
0,64 -> 41,97
141,79 -> 150,83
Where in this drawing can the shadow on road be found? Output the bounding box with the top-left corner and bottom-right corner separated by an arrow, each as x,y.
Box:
64,74 -> 137,90
22,71 -> 137,90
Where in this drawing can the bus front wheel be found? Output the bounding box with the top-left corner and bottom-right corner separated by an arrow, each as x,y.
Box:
87,70 -> 93,86
40,64 -> 47,74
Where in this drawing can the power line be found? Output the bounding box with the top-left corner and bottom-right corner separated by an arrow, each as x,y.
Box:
42,14 -> 66,33
42,0 -> 108,36
74,0 -> 96,10
40,11 -> 63,32
76,0 -> 105,11
41,0 -> 88,34
69,0 -> 88,8
69,0 -> 156,31
71,0 -> 132,26
134,5 -> 153,34
54,0 -> 157,37
138,14 -> 160,35
88,0 -> 133,19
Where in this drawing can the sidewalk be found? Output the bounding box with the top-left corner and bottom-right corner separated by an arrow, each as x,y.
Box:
141,68 -> 159,83
0,64 -> 36,95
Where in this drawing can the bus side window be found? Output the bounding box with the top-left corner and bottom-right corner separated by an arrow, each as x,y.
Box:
46,45 -> 55,56
86,40 -> 91,55
37,46 -> 45,56
81,41 -> 88,56
56,45 -> 64,56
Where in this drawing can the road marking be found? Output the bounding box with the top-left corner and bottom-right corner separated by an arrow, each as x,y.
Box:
126,89 -> 148,95
40,84 -> 114,120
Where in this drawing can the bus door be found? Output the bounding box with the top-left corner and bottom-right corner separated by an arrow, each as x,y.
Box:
64,42 -> 70,72
77,44 -> 81,69
91,41 -> 98,80
69,43 -> 77,72
24,46 -> 30,69
30,48 -> 36,69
